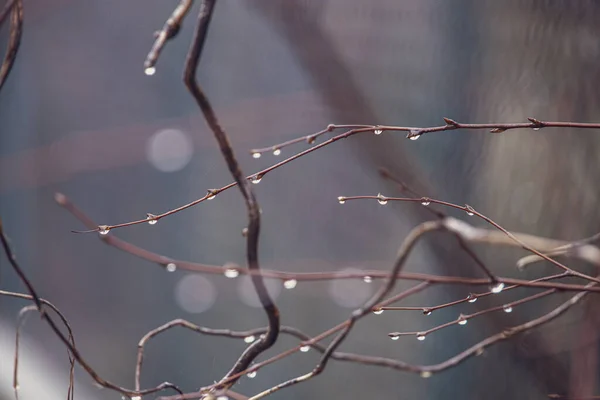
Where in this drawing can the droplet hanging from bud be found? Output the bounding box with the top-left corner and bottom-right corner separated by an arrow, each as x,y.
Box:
146,213 -> 158,225
337,196 -> 346,205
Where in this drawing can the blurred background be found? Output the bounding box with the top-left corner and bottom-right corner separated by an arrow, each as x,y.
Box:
1,0 -> 600,399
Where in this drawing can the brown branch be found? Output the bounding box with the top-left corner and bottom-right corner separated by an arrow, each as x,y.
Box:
182,0 -> 279,392
144,0 -> 194,74
56,192 -> 600,294
0,0 -> 22,91
342,195 -> 600,284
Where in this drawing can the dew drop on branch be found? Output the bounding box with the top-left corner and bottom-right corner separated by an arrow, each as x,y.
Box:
251,175 -> 262,184
458,315 -> 468,325
490,282 -> 505,294
252,152 -> 261,159
423,309 -> 432,316
373,308 -> 384,315
98,225 -> 110,235
363,276 -> 373,283
374,128 -> 383,135
224,268 -> 240,279
467,293 -> 477,303
337,196 -> 346,204
503,305 -> 513,313
146,213 -> 158,225
273,148 -> 281,156
283,279 -> 297,289
247,370 -> 257,379
416,333 -> 426,341
144,66 -> 156,76
420,371 -> 432,378
244,335 -> 256,343
465,205 -> 475,216
207,189 -> 217,200
166,263 -> 177,272
300,345 -> 310,352
377,193 -> 388,205
420,197 -> 431,206
390,334 -> 400,341
408,129 -> 422,140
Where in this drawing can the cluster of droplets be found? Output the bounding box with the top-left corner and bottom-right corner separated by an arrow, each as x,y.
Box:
283,279 -> 297,289
377,193 -> 388,205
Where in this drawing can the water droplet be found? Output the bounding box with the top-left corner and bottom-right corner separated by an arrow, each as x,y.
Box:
146,213 -> 158,225
217,396 -> 229,400
532,127 -> 540,131
363,276 -> 373,283
420,371 -> 432,378
98,225 -> 110,235
390,334 -> 400,341
283,279 -> 297,289
251,175 -> 262,184
467,293 -> 477,303
242,227 -> 248,237
131,396 -> 141,400
247,370 -> 257,379
306,136 -> 316,144
423,308 -> 432,316
377,193 -> 388,205
273,148 -> 281,156
244,335 -> 256,343
373,308 -> 384,315
300,345 -> 310,352
144,66 -> 156,76
490,282 -> 505,294
420,197 -> 431,206
465,205 -> 475,216
252,152 -> 261,159
224,268 -> 239,279
337,196 -> 346,204
503,305 -> 513,313
207,189 -> 217,200
408,129 -> 422,140
416,333 -> 426,341
458,315 -> 468,325
374,128 -> 383,135
166,263 -> 177,272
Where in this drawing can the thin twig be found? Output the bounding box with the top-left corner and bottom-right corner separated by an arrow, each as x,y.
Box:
0,0 -> 22,91
342,195 -> 600,283
56,193 -> 600,292
144,0 -> 194,73
0,220 -> 183,398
